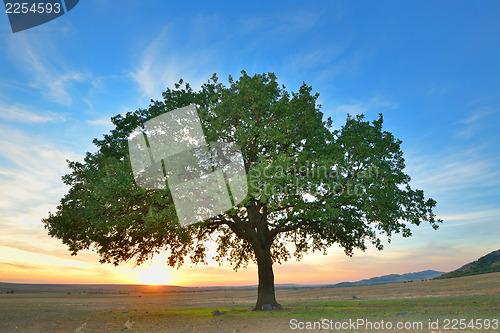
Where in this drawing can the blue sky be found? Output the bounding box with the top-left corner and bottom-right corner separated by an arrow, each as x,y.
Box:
0,1 -> 499,286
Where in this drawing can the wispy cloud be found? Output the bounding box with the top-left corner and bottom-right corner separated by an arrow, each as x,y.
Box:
86,117 -> 112,126
0,258 -> 123,284
425,82 -> 453,96
0,125 -> 80,217
0,236 -> 99,264
460,107 -> 497,124
405,145 -> 500,195
438,208 -> 500,223
130,25 -> 215,101
0,262 -> 44,271
417,159 -> 495,191
6,34 -> 87,105
455,106 -> 498,139
0,101 -> 65,123
238,10 -> 320,37
285,45 -> 345,72
334,95 -> 399,115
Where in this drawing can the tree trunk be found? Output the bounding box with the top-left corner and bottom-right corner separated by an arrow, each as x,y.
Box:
253,243 -> 282,311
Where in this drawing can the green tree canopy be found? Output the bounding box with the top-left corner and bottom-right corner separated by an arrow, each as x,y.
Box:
43,71 -> 441,310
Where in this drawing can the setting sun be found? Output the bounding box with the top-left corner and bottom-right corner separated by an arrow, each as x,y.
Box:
139,257 -> 172,285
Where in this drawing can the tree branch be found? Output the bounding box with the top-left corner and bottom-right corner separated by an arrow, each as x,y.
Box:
268,219 -> 310,238
267,203 -> 295,214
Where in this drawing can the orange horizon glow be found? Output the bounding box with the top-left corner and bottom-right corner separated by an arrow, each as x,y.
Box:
138,255 -> 173,286
0,230 -> 484,287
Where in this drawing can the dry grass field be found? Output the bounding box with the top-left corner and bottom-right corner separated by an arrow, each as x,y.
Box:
0,272 -> 499,332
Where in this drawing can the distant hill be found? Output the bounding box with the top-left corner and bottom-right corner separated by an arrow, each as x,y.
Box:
434,249 -> 500,279
328,270 -> 445,288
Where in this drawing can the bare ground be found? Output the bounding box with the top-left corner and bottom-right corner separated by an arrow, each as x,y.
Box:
0,272 -> 499,332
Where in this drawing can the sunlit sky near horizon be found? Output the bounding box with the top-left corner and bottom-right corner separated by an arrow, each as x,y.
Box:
1,1 -> 499,287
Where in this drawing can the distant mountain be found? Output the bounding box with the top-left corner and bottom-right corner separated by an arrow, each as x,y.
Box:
434,249 -> 500,279
328,270 -> 445,288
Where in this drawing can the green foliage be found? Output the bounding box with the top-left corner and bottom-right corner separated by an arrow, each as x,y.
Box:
43,71 -> 441,269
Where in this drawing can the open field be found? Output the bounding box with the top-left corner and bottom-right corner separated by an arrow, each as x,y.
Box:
0,272 -> 499,332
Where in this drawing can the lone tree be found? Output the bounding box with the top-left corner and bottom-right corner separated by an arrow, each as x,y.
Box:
43,71 -> 441,310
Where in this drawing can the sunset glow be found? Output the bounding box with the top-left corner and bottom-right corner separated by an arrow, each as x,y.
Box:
139,257 -> 172,286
